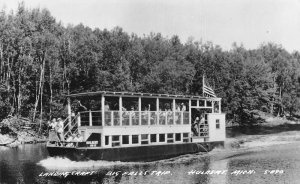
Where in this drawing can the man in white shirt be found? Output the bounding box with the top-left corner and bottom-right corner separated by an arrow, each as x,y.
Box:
56,118 -> 64,141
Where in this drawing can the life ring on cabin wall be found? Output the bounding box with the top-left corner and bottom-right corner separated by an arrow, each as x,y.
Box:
193,144 -> 198,152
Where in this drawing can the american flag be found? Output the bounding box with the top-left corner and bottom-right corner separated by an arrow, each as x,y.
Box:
202,75 -> 216,97
0,83 -> 6,92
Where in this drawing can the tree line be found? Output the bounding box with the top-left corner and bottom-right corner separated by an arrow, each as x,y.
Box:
0,3 -> 299,126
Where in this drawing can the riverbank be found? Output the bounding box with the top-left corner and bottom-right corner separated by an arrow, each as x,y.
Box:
226,131 -> 300,150
226,117 -> 300,149
0,116 -> 47,147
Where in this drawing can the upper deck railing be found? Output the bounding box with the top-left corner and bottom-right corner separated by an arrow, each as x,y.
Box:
77,110 -> 190,127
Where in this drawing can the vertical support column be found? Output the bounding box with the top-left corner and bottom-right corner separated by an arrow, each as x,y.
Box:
89,110 -> 92,126
111,111 -> 113,126
129,110 -> 132,126
101,95 -> 105,126
101,134 -> 105,148
181,110 -> 184,125
138,97 -> 141,125
189,99 -> 191,125
77,112 -> 81,127
148,111 -> 150,125
219,99 -> 221,114
119,96 -> 122,126
173,99 -> 175,124
196,99 -> 199,108
67,97 -> 71,129
212,100 -> 214,113
156,98 -> 159,125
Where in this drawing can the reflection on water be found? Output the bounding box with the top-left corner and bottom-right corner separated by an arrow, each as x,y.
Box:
1,143 -> 300,183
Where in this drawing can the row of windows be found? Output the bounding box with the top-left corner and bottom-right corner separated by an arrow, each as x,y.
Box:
105,133 -> 190,147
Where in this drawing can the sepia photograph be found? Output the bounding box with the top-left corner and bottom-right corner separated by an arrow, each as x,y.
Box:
0,0 -> 300,183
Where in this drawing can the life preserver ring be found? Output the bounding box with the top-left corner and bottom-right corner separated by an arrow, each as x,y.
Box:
193,144 -> 198,152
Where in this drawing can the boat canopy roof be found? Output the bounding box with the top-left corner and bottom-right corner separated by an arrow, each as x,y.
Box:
66,91 -> 221,100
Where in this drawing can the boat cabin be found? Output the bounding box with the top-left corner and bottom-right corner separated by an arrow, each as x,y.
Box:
63,91 -> 226,148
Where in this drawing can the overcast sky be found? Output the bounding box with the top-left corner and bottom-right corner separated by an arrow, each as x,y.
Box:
0,0 -> 300,52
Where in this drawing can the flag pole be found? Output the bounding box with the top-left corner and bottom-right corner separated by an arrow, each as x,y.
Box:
202,74 -> 204,97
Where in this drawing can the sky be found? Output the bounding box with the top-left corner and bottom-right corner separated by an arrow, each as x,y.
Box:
0,0 -> 299,52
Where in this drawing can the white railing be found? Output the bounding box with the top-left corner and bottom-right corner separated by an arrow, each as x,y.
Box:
78,110 -> 190,127
63,113 -> 80,138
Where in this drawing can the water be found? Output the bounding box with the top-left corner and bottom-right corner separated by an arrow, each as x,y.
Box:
0,142 -> 300,184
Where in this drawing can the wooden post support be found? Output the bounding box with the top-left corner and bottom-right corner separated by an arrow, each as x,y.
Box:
89,110 -> 92,126
156,98 -> 159,125
101,95 -> 105,126
173,99 -> 175,124
138,97 -> 141,126
119,96 -> 122,126
219,100 -> 221,113
189,99 -> 191,125
67,97 -> 72,129
77,112 -> 81,127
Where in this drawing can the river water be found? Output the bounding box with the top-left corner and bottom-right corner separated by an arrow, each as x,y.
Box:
0,141 -> 299,184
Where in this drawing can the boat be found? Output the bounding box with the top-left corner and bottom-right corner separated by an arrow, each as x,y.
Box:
47,91 -> 226,162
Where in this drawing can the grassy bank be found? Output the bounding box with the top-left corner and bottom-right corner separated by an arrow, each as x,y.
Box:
0,117 -> 47,147
226,117 -> 300,149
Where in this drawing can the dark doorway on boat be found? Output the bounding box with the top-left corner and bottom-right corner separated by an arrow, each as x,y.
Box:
191,108 -> 212,136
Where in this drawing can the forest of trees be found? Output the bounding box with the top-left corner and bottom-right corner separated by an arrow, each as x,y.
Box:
0,3 -> 300,126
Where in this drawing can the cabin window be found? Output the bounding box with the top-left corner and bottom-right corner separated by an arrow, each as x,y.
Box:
183,133 -> 189,142
122,135 -> 129,144
112,135 -> 120,147
175,133 -> 181,141
92,111 -> 102,126
113,112 -> 120,126
206,101 -> 212,107
159,134 -> 165,142
175,112 -> 181,125
132,112 -> 139,126
150,112 -> 157,125
141,112 -> 149,125
141,134 -> 149,145
216,119 -> 220,129
167,133 -> 174,143
151,134 -> 157,143
159,112 -> 166,125
167,112 -> 174,125
122,112 -> 130,126
104,111 -> 112,126
81,131 -> 85,140
213,101 -> 220,113
183,112 -> 189,124
132,135 -> 139,144
191,100 -> 197,106
199,100 -> 205,107
105,136 -> 109,145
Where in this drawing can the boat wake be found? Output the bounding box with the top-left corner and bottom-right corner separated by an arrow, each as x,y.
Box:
38,157 -> 143,171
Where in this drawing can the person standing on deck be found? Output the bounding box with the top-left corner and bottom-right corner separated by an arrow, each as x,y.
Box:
104,102 -> 110,111
48,118 -> 59,141
192,117 -> 200,136
74,133 -> 84,142
199,114 -> 206,136
56,118 -> 65,141
181,103 -> 186,111
49,118 -> 57,130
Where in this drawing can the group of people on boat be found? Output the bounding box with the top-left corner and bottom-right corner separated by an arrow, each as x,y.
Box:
48,117 -> 84,146
192,114 -> 205,136
65,133 -> 84,147
48,117 -> 64,141
74,98 -> 188,112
